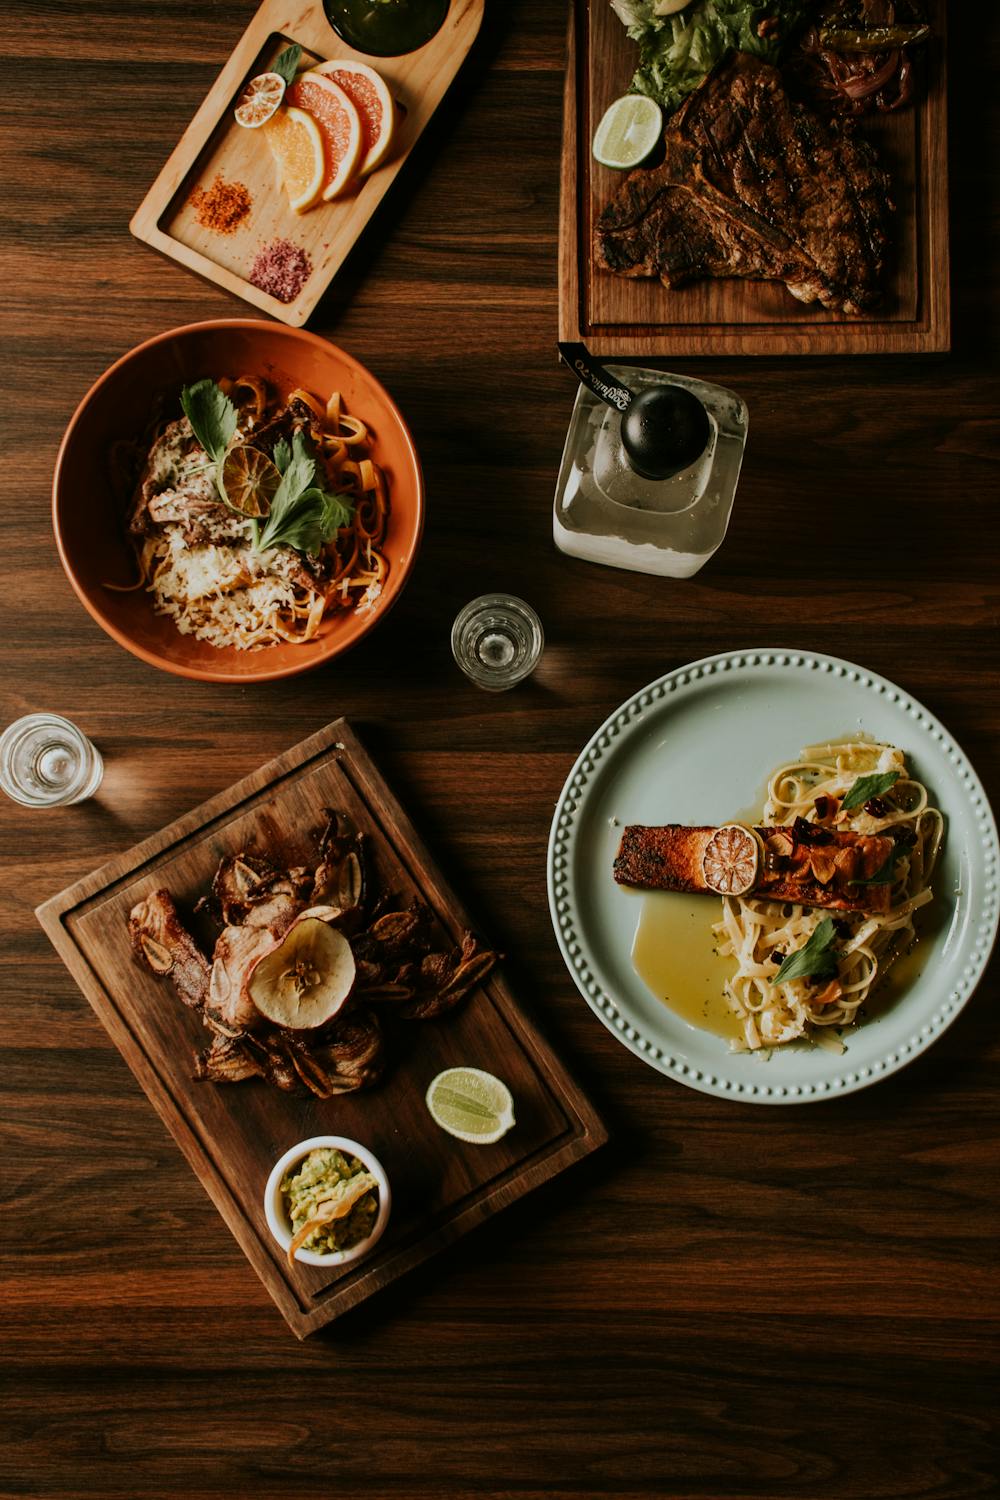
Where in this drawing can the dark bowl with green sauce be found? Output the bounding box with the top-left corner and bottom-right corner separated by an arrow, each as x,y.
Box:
324,0 -> 451,57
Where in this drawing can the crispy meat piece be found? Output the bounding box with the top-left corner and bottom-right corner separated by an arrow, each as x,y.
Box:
195,1035 -> 265,1084
288,1008 -> 386,1097
205,922 -> 279,1034
128,890 -> 211,1008
614,824 -> 893,913
596,52 -> 893,314
131,811 -> 497,1094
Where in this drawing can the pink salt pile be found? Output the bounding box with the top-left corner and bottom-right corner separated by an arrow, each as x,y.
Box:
248,239 -> 312,303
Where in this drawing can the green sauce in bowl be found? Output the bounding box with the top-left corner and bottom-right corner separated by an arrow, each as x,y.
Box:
324,0 -> 450,57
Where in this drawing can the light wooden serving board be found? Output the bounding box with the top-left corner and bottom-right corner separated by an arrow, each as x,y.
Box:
131,0 -> 484,326
559,0 -> 949,356
36,721 -> 606,1339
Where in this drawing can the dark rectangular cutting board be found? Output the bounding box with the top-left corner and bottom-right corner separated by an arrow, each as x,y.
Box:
36,720 -> 606,1338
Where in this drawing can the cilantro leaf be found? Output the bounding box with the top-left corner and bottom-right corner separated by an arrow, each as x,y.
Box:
180,379 -> 237,466
272,44 -> 301,87
254,429 -> 354,555
259,488 -> 353,554
840,770 -> 901,812
771,918 -> 840,986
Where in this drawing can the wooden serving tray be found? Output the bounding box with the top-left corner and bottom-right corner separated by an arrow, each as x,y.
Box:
36,721 -> 605,1339
559,0 -> 949,356
131,0 -> 484,326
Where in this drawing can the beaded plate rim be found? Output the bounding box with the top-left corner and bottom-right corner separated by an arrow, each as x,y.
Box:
546,649 -> 1000,1104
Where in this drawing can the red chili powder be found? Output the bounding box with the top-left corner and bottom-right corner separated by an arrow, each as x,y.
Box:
248,239 -> 313,303
189,174 -> 253,234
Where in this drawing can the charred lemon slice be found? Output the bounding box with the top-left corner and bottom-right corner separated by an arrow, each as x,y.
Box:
248,917 -> 355,1030
220,445 -> 281,518
702,824 -> 762,897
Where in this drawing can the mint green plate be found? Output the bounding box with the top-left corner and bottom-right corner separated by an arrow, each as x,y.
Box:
547,650 -> 999,1104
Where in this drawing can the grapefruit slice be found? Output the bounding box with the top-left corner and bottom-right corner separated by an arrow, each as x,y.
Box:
286,73 -> 362,201
264,105 -> 326,213
309,59 -> 396,175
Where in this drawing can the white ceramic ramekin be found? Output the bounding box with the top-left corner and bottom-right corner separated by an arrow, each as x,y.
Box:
264,1135 -> 391,1268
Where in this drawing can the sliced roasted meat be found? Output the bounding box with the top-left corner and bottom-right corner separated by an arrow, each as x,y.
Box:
206,922 -> 281,1034
596,51 -> 893,314
614,823 -> 893,913
288,1008 -> 385,1097
128,890 -> 211,1008
195,1034 -> 265,1084
129,811 -> 498,1094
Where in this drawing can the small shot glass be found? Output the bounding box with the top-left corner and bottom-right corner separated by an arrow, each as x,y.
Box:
451,594 -> 544,692
0,713 -> 104,808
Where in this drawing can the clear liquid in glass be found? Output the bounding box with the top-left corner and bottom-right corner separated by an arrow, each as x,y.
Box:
0,713 -> 104,808
451,595 -> 544,692
553,364 -> 749,578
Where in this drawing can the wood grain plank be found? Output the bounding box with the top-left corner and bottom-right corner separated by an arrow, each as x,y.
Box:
36,720 -> 605,1337
3,0 -> 999,1493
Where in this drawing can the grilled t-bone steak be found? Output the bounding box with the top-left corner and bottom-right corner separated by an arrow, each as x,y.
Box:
596,52 -> 892,315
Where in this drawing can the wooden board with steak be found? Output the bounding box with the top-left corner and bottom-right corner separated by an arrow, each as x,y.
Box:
595,52 -> 893,316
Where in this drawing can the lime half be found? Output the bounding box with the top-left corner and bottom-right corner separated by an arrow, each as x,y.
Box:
592,94 -> 663,170
426,1068 -> 515,1145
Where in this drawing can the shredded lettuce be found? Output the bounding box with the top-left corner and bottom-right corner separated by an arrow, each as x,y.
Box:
609,0 -> 813,116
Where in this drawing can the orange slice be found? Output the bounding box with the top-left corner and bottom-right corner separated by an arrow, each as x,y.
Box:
702,824 -> 762,897
309,60 -> 396,175
264,105 -> 326,213
286,74 -> 362,201
234,70 -> 286,129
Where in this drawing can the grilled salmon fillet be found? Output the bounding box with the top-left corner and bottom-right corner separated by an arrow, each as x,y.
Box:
614,823 -> 894,914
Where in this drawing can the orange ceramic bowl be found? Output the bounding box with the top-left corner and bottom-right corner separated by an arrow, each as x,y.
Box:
52,320 -> 424,683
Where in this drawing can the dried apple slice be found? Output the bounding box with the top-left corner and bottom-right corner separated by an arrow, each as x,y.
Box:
248,915 -> 355,1030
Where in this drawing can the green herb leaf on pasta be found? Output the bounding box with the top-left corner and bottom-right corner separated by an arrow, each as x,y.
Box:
841,770 -> 900,812
771,918 -> 840,985
180,379 -> 237,466
254,429 -> 354,555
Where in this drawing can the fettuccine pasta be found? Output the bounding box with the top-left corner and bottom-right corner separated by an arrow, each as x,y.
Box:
714,741 -> 944,1052
121,378 -> 390,651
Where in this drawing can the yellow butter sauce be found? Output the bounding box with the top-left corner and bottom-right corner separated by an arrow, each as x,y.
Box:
631,890 -> 743,1042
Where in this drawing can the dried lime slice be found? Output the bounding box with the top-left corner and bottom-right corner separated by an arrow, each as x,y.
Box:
592,94 -> 663,170
235,71 -> 286,129
425,1067 -> 514,1145
220,445 -> 281,518
702,824 -> 762,897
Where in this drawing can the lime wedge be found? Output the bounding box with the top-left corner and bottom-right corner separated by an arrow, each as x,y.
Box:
425,1068 -> 515,1145
592,94 -> 663,170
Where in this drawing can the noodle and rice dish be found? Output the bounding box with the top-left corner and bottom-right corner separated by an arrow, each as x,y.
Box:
118,375 -> 389,651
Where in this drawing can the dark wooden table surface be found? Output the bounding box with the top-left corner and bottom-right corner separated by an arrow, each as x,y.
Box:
3,3 -> 998,1497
